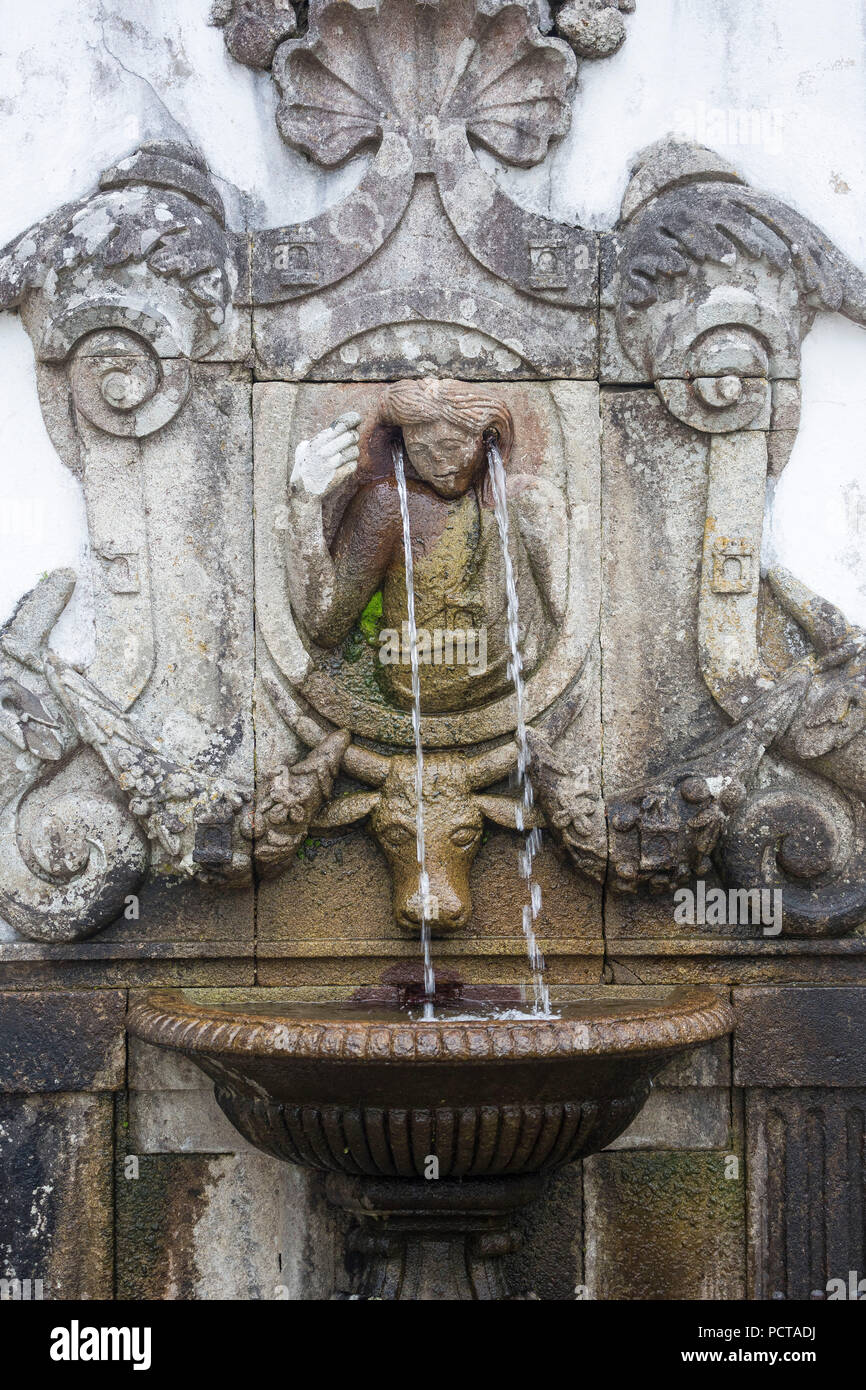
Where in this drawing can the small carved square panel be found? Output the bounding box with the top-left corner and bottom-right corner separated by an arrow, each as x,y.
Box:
528,242 -> 569,291
712,538 -> 754,594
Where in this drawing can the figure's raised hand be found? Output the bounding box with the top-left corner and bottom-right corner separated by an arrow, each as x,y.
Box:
291,412 -> 362,498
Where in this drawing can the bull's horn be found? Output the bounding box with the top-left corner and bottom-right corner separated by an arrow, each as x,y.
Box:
466,739 -> 520,790
263,675 -> 390,787
768,566 -> 858,654
342,742 -> 390,787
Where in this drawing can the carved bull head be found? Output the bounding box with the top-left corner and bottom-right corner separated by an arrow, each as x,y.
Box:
306,731 -> 540,932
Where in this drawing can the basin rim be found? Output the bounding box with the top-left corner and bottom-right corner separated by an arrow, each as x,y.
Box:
127,987 -> 733,1065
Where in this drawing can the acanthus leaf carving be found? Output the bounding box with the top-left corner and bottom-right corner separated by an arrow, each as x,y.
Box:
0,567 -> 256,941
0,573 -> 150,941
523,728 -> 607,883
601,672 -> 809,896
0,141 -> 236,362
43,654 -> 253,885
768,568 -> 866,799
613,140 -> 866,391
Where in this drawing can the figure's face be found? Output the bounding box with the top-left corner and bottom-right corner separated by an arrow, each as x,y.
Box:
401,419 -> 485,498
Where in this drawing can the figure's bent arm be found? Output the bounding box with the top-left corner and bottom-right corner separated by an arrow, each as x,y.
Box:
320,485 -> 401,645
287,468 -> 399,647
284,487 -> 341,642
285,413 -> 363,644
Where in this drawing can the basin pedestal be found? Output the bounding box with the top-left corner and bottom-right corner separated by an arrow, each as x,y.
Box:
328,1174 -> 542,1300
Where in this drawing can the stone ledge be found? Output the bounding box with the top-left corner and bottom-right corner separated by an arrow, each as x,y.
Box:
608,938 -> 866,985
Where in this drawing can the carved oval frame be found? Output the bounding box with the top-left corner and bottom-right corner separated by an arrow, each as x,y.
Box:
255,378 -> 600,747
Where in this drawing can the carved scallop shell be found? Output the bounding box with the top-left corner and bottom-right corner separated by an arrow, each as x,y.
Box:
273,0 -> 576,169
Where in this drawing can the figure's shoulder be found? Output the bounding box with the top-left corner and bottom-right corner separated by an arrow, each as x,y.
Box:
352,475 -> 397,505
507,472 -> 563,505
344,474 -> 404,530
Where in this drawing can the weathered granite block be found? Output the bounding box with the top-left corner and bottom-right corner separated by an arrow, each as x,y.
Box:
0,942 -> 255,990
584,1150 -> 745,1299
0,1092 -> 113,1299
116,1149 -> 346,1301
600,389 -> 720,789
746,1088 -> 866,1300
0,989 -> 125,1092
658,1035 -> 731,1087
734,986 -> 866,1087
504,1165 -> 584,1301
129,1090 -> 254,1156
252,180 -> 599,381
608,939 -> 866,986
608,1088 -> 732,1151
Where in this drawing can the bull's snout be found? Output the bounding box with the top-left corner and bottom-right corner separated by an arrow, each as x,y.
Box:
396,878 -> 470,933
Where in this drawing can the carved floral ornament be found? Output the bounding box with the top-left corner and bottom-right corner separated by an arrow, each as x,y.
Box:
213,0 -> 636,86
216,0 -> 601,171
0,0 -> 864,946
215,0 -> 632,312
271,0 -> 576,170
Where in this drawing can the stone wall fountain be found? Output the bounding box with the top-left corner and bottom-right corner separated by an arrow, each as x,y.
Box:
128,987 -> 731,1299
1,0 -> 866,1301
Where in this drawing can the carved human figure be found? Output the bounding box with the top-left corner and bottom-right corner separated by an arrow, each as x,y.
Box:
285,378 -> 567,713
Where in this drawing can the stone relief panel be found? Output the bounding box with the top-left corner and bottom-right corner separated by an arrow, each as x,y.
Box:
0,143 -> 255,949
256,380 -> 600,744
225,0 -> 603,379
596,141 -> 866,941
253,377 -> 605,968
0,0 -> 862,964
3,0 -> 866,1313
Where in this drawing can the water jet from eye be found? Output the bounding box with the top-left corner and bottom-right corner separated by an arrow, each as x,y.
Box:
392,440 -> 436,1018
486,435 -> 550,1016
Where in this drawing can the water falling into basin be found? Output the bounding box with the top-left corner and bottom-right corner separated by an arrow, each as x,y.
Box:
392,441 -> 436,1018
486,437 -> 550,1016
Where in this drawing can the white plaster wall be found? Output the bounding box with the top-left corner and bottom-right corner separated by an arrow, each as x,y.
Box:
0,0 -> 864,653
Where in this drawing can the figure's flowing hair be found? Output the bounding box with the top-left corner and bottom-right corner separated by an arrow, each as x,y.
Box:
380,378 -> 514,465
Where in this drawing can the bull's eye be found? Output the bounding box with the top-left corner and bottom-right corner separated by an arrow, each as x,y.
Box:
451,825 -> 480,848
380,824 -> 413,847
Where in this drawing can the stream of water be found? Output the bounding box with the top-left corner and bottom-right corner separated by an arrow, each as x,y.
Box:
390,436 -> 549,1018
487,439 -> 550,1015
392,442 -> 436,1019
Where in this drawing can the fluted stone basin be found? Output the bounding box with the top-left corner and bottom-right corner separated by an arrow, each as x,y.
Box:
128,987 -> 733,1299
